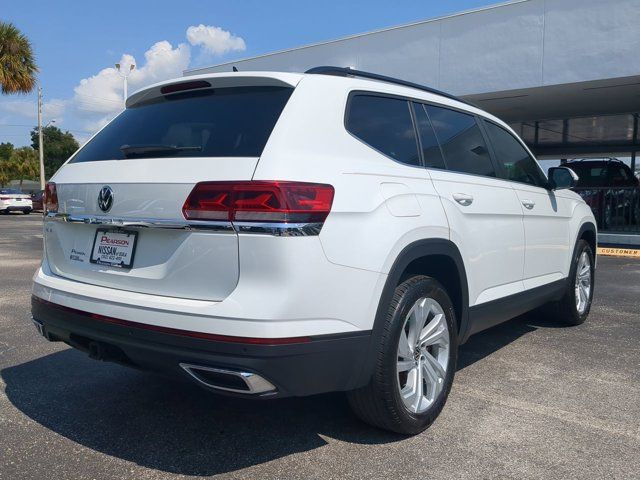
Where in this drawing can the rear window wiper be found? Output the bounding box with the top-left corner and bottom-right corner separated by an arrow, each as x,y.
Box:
119,144 -> 202,158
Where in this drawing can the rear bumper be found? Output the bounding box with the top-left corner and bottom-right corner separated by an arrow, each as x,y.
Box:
31,296 -> 372,398
2,204 -> 32,212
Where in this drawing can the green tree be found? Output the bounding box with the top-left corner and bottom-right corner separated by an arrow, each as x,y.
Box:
8,146 -> 39,188
0,142 -> 14,160
30,125 -> 79,178
0,160 -> 11,186
0,22 -> 38,94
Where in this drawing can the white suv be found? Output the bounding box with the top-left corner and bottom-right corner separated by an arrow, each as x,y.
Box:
31,67 -> 596,434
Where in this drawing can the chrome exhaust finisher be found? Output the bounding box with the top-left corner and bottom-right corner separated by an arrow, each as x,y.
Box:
31,317 -> 45,337
179,363 -> 277,395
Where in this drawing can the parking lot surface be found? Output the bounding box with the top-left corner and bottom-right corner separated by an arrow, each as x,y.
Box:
1,213 -> 639,479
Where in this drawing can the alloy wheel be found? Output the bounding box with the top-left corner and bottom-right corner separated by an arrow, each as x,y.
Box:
396,297 -> 450,414
574,251 -> 592,315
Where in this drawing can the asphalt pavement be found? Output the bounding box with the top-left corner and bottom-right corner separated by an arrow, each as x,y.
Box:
1,212 -> 639,479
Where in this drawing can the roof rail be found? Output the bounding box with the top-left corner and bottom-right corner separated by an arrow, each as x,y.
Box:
305,66 -> 474,107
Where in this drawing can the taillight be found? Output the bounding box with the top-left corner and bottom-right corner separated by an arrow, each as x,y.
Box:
0,196 -> 10,200
182,181 -> 334,225
44,182 -> 58,213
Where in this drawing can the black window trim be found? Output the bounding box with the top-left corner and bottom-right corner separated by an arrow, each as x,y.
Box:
344,90 -> 424,170
410,101 -> 449,171
479,118 -> 550,190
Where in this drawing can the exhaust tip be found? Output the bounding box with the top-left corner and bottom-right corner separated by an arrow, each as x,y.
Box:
179,363 -> 276,394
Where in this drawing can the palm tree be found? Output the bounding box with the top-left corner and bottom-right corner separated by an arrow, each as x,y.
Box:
0,22 -> 37,94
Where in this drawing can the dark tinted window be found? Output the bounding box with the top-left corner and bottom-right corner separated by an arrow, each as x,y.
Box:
347,95 -> 420,166
0,189 -> 22,194
426,106 -> 495,177
412,103 -> 446,169
484,121 -> 547,187
71,86 -> 293,162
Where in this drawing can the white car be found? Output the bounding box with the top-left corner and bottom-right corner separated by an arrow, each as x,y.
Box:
31,67 -> 596,434
1,188 -> 33,214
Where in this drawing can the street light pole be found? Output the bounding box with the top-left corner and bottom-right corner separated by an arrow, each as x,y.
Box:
37,86 -> 45,190
115,63 -> 135,108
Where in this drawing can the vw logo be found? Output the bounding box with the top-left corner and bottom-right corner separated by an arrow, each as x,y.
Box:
97,186 -> 114,213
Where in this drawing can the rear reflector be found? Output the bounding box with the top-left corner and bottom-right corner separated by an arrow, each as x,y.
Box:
182,181 -> 334,224
44,182 -> 58,213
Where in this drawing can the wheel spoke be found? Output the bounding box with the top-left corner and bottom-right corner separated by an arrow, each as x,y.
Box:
397,328 -> 413,360
400,367 -> 420,412
397,359 -> 414,373
420,315 -> 448,347
406,299 -> 427,346
423,351 -> 446,380
411,363 -> 423,412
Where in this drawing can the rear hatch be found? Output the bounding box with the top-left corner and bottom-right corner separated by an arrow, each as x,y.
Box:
44,74 -> 298,301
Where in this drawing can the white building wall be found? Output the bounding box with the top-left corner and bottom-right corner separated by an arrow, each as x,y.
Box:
185,0 -> 640,96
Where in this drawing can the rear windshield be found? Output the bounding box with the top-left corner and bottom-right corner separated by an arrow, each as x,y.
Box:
70,86 -> 293,162
0,189 -> 22,194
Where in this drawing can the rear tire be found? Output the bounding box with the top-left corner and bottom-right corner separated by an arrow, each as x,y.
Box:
23,209 -> 31,215
544,239 -> 594,325
347,275 -> 457,434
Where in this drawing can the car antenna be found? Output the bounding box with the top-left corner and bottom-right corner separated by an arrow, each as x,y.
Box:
232,66 -> 238,72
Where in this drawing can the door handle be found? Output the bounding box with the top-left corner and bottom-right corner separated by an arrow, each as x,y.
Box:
452,193 -> 474,206
522,199 -> 535,210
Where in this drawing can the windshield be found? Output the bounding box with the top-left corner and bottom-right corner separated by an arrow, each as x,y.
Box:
70,86 -> 293,162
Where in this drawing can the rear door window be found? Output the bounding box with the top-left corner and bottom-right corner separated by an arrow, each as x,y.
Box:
70,86 -> 293,162
346,94 -> 420,167
426,105 -> 496,177
483,121 -> 547,187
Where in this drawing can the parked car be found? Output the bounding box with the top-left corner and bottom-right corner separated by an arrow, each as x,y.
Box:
31,67 -> 596,434
0,188 -> 33,214
565,158 -> 640,228
30,190 -> 44,212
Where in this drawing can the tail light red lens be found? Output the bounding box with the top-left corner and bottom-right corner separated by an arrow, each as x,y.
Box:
182,181 -> 334,224
44,182 -> 59,213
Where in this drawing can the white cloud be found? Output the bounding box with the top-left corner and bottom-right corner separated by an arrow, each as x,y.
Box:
71,40 -> 191,132
186,24 -> 246,56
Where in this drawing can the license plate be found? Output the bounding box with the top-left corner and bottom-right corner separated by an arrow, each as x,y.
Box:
90,229 -> 138,268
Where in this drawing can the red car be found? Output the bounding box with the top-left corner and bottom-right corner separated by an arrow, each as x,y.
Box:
566,159 -> 640,229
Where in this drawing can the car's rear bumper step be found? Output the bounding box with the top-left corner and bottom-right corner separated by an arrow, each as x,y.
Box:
30,296 -> 372,398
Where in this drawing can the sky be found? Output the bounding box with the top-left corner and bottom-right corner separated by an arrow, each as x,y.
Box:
0,0 -> 500,147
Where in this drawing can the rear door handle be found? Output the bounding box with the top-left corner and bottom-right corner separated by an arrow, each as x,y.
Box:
452,193 -> 474,206
522,199 -> 535,210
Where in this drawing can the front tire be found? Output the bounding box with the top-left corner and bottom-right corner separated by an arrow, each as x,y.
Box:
347,276 -> 457,434
545,239 -> 595,325
23,209 -> 31,215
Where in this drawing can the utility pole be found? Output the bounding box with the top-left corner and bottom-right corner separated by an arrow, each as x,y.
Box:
37,86 -> 45,190
115,63 -> 135,108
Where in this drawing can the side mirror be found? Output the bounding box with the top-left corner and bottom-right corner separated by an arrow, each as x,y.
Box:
548,166 -> 578,190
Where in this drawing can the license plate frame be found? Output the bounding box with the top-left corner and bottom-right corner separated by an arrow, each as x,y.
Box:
90,228 -> 138,269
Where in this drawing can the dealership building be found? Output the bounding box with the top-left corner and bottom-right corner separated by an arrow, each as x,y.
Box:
186,0 -> 640,243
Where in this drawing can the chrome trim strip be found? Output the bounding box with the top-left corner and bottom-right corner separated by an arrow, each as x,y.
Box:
179,363 -> 277,394
235,222 -> 324,237
44,212 -> 234,232
45,213 -> 323,236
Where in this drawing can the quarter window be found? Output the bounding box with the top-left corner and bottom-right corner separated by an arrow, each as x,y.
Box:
426,105 -> 496,177
483,121 -> 547,187
346,95 -> 420,167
